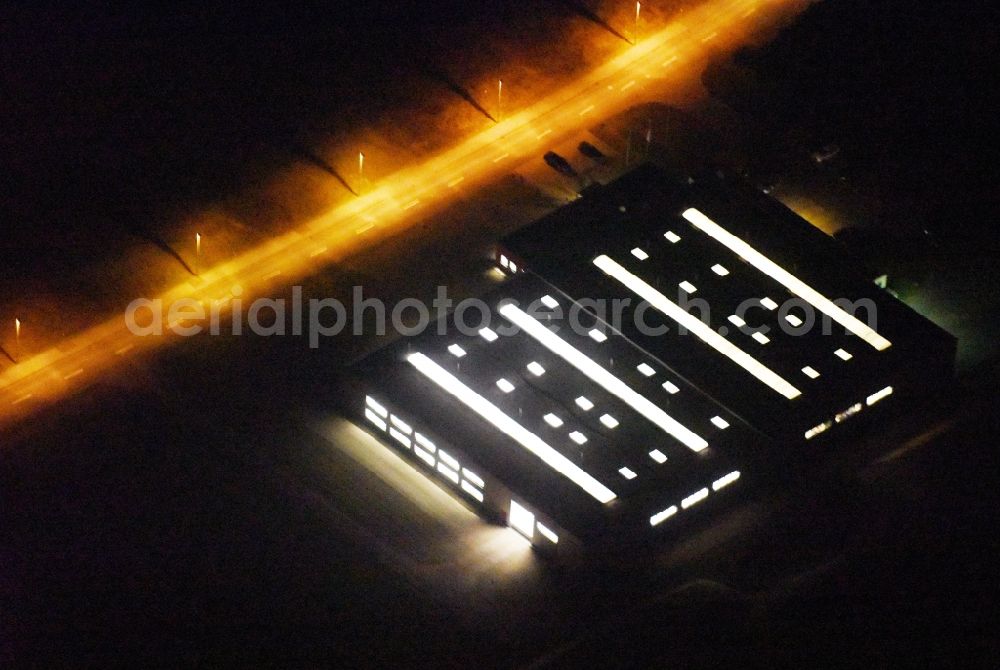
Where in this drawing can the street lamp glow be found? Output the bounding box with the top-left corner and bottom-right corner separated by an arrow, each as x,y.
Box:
634,2 -> 642,44
497,79 -> 503,121
195,233 -> 202,276
14,317 -> 21,361
358,151 -> 365,192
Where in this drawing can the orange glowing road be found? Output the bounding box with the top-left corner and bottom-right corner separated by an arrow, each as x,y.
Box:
0,0 -> 803,427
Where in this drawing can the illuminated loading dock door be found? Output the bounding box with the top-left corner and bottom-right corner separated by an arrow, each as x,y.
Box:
508,499 -> 559,545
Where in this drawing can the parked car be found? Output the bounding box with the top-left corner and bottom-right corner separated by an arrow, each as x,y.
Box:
544,151 -> 577,178
578,141 -> 606,162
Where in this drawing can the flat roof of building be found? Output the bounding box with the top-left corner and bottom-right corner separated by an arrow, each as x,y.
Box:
359,272 -> 754,543
501,164 -> 954,440
353,164 -> 953,549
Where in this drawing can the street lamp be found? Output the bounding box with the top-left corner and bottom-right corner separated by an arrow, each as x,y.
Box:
358,151 -> 365,193
14,317 -> 21,362
634,2 -> 641,44
497,79 -> 503,121
195,233 -> 202,276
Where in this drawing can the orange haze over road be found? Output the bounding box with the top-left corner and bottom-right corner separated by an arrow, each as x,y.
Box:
0,0 -> 804,429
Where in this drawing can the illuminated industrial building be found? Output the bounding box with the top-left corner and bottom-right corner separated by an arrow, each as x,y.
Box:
352,165 -> 955,558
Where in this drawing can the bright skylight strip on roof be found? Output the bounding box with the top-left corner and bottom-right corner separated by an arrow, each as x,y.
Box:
678,280 -> 697,294
712,471 -> 740,491
866,385 -> 893,406
681,487 -> 709,509
600,414 -> 619,428
805,420 -> 832,440
499,304 -> 708,452
540,295 -> 559,309
650,505 -> 677,526
593,255 -> 802,400
407,352 -> 617,503
681,208 -> 892,351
